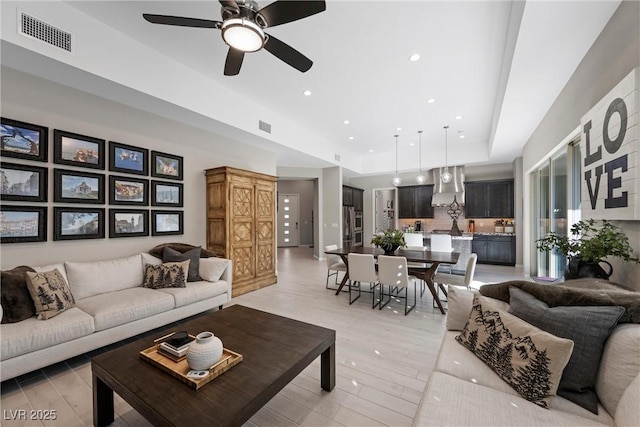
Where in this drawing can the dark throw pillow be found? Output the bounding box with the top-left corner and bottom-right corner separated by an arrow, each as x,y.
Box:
162,246 -> 201,282
142,261 -> 189,289
149,243 -> 217,259
508,287 -> 625,414
1,266 -> 37,323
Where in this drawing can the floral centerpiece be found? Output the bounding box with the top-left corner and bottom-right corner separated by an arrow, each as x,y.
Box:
371,229 -> 407,254
536,219 -> 639,279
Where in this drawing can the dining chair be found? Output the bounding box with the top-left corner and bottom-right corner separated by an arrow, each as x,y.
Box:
377,255 -> 417,315
405,245 -> 428,297
432,253 -> 478,308
347,253 -> 379,307
430,234 -> 454,273
403,233 -> 424,247
324,244 -> 347,290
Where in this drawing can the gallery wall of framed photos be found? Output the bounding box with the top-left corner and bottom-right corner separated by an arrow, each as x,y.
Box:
1,117 -> 185,244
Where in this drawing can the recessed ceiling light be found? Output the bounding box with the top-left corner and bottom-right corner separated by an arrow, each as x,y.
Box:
348,136 -> 354,140
303,90 -> 311,96
409,54 -> 420,62
369,149 -> 374,153
456,115 -> 463,120
343,120 -> 350,124
396,127 -> 402,131
409,143 -> 415,146
459,135 -> 466,139
427,98 -> 435,104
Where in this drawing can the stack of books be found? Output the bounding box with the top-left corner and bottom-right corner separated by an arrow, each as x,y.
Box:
158,336 -> 194,362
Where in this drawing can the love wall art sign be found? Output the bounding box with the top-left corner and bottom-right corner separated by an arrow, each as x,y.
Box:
581,68 -> 639,220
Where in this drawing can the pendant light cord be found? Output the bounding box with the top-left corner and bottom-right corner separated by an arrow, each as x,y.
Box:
418,130 -> 423,173
394,134 -> 399,175
444,126 -> 449,169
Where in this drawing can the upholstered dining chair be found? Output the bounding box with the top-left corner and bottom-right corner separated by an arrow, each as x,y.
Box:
377,255 -> 417,315
347,253 -> 379,307
430,234 -> 454,273
324,244 -> 347,290
403,232 -> 424,247
432,253 -> 478,308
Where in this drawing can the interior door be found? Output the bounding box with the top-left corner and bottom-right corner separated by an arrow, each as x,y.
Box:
277,194 -> 299,247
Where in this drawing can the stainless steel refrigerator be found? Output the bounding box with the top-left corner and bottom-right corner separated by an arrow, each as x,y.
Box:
343,206 -> 363,248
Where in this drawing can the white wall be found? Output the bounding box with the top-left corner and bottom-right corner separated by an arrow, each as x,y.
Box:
1,67 -> 276,269
322,167 -> 342,250
521,1 -> 640,286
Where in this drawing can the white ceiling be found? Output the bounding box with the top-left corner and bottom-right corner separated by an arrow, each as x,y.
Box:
6,1 -> 622,177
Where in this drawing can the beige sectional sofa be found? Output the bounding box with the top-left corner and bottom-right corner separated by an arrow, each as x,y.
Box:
0,252 -> 232,382
414,286 -> 640,426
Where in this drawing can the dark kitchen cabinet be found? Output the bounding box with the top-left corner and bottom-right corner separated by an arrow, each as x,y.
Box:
343,186 -> 353,207
343,185 -> 364,211
398,185 -> 434,218
465,179 -> 514,218
472,234 -> 516,265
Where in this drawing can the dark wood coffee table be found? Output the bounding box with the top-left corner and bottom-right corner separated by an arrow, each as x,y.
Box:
92,305 -> 336,427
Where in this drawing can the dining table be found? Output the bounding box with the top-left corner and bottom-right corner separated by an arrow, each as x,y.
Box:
324,246 -> 460,314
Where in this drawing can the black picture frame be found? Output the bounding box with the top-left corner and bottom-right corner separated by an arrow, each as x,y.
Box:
151,151 -> 183,181
1,162 -> 48,202
54,168 -> 105,204
109,141 -> 149,176
151,210 -> 183,236
54,207 -> 105,241
109,209 -> 149,238
1,205 -> 47,243
151,180 -> 183,207
53,129 -> 105,170
1,118 -> 48,162
109,175 -> 149,206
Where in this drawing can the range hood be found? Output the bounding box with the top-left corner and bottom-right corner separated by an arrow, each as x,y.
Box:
431,166 -> 465,206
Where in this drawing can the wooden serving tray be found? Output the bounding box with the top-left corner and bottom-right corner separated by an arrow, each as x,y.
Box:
140,342 -> 243,390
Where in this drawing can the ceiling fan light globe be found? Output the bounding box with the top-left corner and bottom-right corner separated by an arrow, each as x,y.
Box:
392,176 -> 402,187
441,168 -> 453,184
221,18 -> 265,52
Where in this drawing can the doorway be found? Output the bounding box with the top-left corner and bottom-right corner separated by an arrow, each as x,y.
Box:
277,194 -> 300,247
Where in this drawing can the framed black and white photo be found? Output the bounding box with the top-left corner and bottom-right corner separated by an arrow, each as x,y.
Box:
109,141 -> 149,176
109,209 -> 149,238
109,175 -> 148,206
54,207 -> 105,241
53,130 -> 105,170
151,210 -> 183,236
1,205 -> 47,243
1,118 -> 48,162
151,151 -> 183,180
1,162 -> 48,202
54,168 -> 105,204
151,180 -> 183,207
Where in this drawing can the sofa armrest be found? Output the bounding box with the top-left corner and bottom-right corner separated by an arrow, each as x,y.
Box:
220,259 -> 233,301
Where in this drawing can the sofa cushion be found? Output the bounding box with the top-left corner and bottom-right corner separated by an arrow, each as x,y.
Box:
414,372 -> 612,427
1,266 -> 36,323
156,280 -> 229,307
199,257 -> 229,282
142,261 -> 189,289
163,246 -> 201,282
75,288 -> 175,331
596,323 -> 640,416
614,374 -> 640,427
508,287 -> 624,414
26,270 -> 76,320
0,307 -> 94,360
141,252 -> 163,266
64,254 -> 143,300
456,295 -> 574,408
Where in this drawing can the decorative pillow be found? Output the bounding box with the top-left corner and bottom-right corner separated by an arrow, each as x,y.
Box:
163,247 -> 201,282
1,266 -> 37,323
141,252 -> 163,266
446,286 -> 476,331
142,261 -> 189,289
456,295 -> 574,409
508,287 -> 624,414
149,243 -> 217,259
25,269 -> 75,320
198,257 -> 229,282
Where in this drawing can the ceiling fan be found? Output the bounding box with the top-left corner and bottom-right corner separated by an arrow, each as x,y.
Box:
143,0 -> 326,76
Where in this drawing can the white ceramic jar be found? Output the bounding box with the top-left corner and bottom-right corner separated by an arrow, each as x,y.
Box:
186,331 -> 223,370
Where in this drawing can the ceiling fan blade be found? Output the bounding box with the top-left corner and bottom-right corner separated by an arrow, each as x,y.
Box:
258,1 -> 326,28
264,34 -> 312,72
218,0 -> 239,11
143,14 -> 221,29
224,48 -> 245,76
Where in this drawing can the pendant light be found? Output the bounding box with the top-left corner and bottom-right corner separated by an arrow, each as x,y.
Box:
441,126 -> 452,184
415,130 -> 426,184
392,134 -> 402,187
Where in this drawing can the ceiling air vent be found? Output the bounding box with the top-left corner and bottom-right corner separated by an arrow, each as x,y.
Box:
19,12 -> 72,53
258,120 -> 271,134
334,154 -> 340,162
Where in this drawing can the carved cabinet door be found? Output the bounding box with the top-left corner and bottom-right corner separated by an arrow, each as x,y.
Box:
229,181 -> 255,283
255,181 -> 275,278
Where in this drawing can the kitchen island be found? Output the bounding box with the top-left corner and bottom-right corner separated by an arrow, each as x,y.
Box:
422,232 -> 473,273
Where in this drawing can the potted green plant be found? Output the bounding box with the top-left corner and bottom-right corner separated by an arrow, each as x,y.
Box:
536,219 -> 639,280
371,229 -> 407,254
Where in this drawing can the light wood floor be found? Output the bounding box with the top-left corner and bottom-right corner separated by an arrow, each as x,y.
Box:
0,247 -> 526,427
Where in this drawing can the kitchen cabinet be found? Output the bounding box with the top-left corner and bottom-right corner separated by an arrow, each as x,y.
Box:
472,234 -> 516,266
343,185 -> 364,211
205,166 -> 277,297
465,179 -> 514,218
398,185 -> 434,218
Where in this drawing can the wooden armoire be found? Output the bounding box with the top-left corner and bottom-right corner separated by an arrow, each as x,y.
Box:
205,166 -> 277,297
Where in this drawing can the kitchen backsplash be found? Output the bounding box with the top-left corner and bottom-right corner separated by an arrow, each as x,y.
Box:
398,207 -> 514,233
